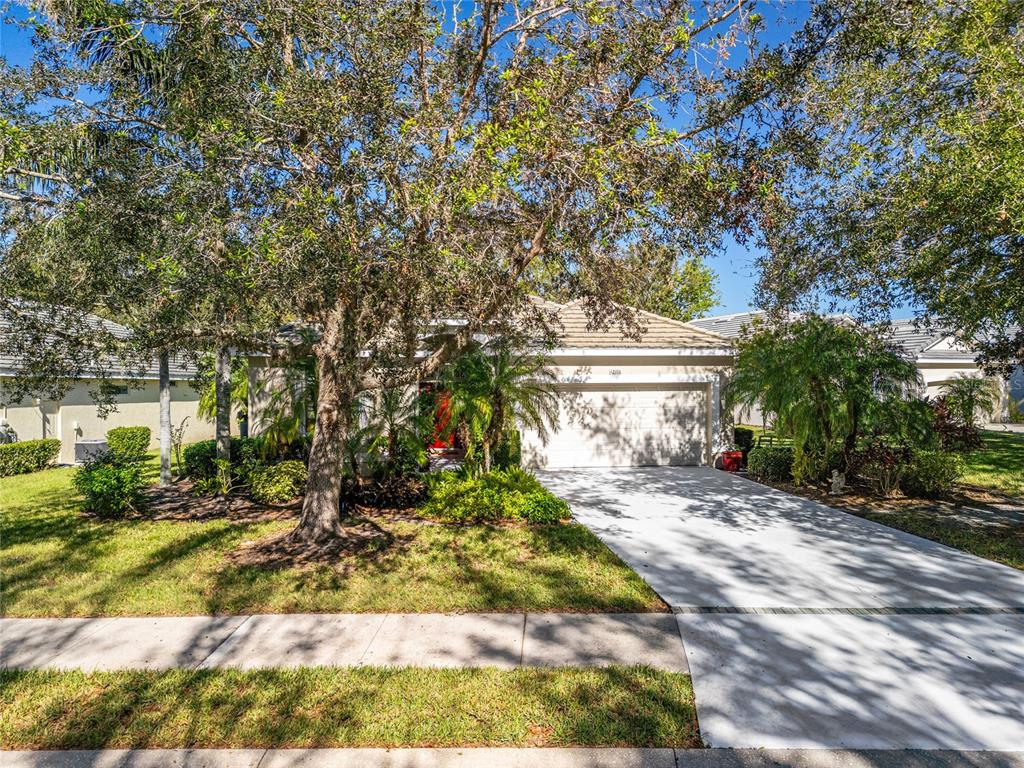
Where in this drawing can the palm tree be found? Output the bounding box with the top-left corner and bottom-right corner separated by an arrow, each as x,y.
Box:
728,316 -> 921,481
361,387 -> 432,478
941,375 -> 1001,428
442,344 -> 559,474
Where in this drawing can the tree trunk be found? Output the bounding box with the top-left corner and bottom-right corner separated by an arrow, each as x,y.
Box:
481,438 -> 491,474
291,303 -> 357,544
215,346 -> 232,466
158,351 -> 171,487
291,348 -> 349,543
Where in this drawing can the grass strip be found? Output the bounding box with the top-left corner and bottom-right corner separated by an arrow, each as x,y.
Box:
961,430 -> 1024,499
0,666 -> 699,749
858,510 -> 1024,571
1,465 -> 664,616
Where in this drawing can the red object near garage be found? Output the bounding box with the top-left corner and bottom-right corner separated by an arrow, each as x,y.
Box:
721,450 -> 744,472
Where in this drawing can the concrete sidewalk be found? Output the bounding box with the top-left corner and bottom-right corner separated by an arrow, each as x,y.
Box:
3,749 -> 1021,767
0,612 -> 686,671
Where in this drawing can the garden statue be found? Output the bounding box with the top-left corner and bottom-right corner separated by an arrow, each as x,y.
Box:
0,418 -> 17,444
830,470 -> 846,495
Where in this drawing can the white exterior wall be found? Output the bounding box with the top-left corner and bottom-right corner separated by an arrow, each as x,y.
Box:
1,379 -> 218,464
520,351 -> 729,469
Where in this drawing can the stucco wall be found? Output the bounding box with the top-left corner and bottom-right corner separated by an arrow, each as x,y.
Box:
520,352 -> 728,468
1,379 -> 217,464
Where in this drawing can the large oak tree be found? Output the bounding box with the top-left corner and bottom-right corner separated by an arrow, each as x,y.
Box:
3,0 -> 836,544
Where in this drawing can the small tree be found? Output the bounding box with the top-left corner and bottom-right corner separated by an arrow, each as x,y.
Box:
728,316 -> 921,482
442,345 -> 558,475
941,376 -> 1000,429
361,387 -> 431,479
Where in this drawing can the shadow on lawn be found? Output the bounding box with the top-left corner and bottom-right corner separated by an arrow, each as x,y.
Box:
0,666 -> 701,750
2,465 -> 661,616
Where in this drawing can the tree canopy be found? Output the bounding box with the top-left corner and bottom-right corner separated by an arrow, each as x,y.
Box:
756,0 -> 1023,375
0,0 -> 861,542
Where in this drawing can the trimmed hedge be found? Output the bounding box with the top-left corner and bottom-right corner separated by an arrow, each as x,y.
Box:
106,426 -> 151,462
422,467 -> 569,525
747,446 -> 794,482
900,449 -> 964,499
249,460 -> 307,503
73,456 -> 145,518
0,439 -> 61,477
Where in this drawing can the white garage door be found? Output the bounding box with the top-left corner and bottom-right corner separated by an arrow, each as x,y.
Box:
522,384 -> 707,468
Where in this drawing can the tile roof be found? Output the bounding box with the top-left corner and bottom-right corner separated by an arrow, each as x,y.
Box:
549,300 -> 731,349
690,311 -> 983,363
688,311 -> 779,339
1,309 -> 198,381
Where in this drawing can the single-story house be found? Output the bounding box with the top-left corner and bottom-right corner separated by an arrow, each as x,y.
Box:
689,311 -> 1022,424
517,301 -> 732,468
248,300 -> 734,469
1,314 -> 217,464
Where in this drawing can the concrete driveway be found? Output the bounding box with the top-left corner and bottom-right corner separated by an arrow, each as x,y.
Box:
539,467 -> 1024,751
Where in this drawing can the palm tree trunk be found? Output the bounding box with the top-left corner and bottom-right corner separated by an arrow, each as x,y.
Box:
158,351 -> 171,487
214,346 -> 232,468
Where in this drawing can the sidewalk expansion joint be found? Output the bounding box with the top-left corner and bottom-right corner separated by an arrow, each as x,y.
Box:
192,615 -> 253,669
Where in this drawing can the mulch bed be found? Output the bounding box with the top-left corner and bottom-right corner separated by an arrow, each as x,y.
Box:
743,472 -> 1024,529
141,479 -> 300,522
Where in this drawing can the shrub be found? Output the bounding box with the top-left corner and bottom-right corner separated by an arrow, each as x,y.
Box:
0,439 -> 61,477
350,475 -> 428,509
853,440 -> 913,497
931,397 -> 983,453
248,459 -> 307,504
519,490 -> 570,524
73,456 -> 145,518
747,446 -> 794,482
106,426 -> 151,462
901,450 -> 965,498
421,467 -> 568,524
492,430 -> 522,470
733,427 -> 754,454
182,437 -> 262,482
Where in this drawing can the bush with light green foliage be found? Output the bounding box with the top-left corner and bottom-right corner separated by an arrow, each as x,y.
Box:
248,460 -> 307,503
901,449 -> 965,498
746,446 -> 794,482
105,427 -> 151,462
0,439 -> 61,477
422,467 -> 569,524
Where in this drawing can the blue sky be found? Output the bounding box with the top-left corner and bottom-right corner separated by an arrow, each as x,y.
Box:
0,2 -> 816,316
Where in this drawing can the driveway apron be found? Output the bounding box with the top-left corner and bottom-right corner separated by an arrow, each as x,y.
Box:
539,467 -> 1024,750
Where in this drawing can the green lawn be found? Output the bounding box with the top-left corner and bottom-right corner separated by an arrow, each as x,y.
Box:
0,464 -> 664,617
0,667 -> 699,749
961,430 -> 1024,498
857,509 -> 1024,571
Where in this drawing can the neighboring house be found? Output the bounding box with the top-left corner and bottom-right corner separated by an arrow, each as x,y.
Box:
248,299 -> 734,469
1,314 -> 216,464
689,311 -> 1019,423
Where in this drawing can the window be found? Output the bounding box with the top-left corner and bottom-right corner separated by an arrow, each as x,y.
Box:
100,383 -> 129,396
